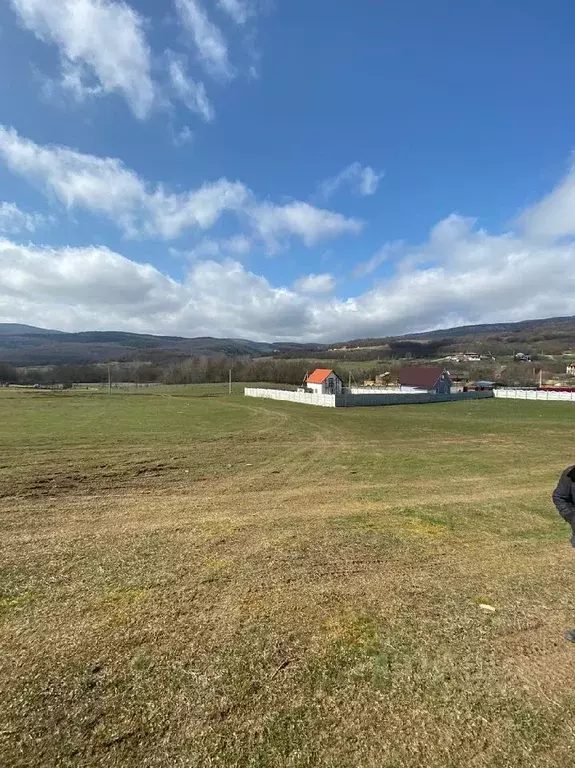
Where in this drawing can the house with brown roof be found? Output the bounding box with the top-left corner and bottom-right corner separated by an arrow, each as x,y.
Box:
305,369 -> 343,395
399,366 -> 452,394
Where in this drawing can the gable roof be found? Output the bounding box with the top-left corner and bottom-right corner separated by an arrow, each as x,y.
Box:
306,368 -> 339,384
399,366 -> 446,389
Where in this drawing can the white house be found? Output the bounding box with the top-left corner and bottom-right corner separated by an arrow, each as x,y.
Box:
305,369 -> 343,395
399,366 -> 452,394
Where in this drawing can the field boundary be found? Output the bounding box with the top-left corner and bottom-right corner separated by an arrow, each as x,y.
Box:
244,387 -> 494,408
494,388 -> 575,402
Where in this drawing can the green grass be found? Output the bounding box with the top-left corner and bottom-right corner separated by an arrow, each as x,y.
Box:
2,386 -> 575,767
266,357 -> 386,373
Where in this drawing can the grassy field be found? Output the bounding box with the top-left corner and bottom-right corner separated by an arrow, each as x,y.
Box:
2,386 -> 575,767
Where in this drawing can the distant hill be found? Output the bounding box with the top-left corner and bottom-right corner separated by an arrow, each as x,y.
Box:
0,324 -> 60,336
406,315 -> 575,341
0,324 -> 319,366
2,314 -> 575,366
324,315 -> 575,363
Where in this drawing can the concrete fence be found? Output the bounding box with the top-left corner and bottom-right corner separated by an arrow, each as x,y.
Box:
244,387 -> 493,408
244,388 -> 337,407
347,387 -> 404,395
337,390 -> 493,407
494,389 -> 575,402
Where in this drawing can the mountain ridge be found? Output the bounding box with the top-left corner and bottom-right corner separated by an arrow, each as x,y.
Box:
1,314 -> 575,365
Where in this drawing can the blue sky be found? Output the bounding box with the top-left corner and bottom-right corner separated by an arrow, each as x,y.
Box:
0,0 -> 574,341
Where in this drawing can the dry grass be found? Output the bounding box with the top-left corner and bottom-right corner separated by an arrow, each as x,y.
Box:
2,386 -> 575,767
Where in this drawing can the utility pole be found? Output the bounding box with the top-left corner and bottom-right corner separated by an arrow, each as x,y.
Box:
228,368 -> 232,395
108,364 -> 112,395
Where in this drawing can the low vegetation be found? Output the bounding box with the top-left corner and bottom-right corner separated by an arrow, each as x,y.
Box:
2,387 -> 575,766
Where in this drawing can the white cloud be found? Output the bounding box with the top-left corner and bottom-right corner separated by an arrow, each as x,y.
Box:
319,162 -> 383,200
10,0 -> 155,119
0,202 -> 52,234
60,59 -> 104,102
0,240 -> 308,338
294,273 -> 336,294
175,0 -> 232,80
248,201 -> 363,250
5,153 -> 575,341
0,125 -> 248,239
520,161 -> 575,241
173,125 -> 194,147
167,53 -> 214,122
0,125 -> 362,247
353,241 -> 405,279
217,0 -> 252,25
188,234 -> 252,258
3,203 -> 575,341
0,239 -> 184,330
357,166 -> 382,196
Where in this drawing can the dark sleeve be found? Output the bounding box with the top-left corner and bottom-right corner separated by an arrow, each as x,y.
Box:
552,468 -> 575,523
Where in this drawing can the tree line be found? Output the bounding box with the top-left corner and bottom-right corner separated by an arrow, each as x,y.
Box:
0,356 -> 384,388
0,354 -> 561,390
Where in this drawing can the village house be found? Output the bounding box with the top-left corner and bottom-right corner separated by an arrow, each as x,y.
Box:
399,366 -> 452,394
304,369 -> 344,395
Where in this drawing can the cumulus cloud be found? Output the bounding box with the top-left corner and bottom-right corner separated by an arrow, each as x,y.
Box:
10,0 -> 155,119
0,125 -> 362,247
0,202 -> 52,234
175,0 -> 232,80
520,161 -> 575,241
294,273 -> 336,294
3,197 -> 575,343
0,240 -> 308,338
319,162 -> 383,200
0,239 -> 184,330
167,52 -> 214,122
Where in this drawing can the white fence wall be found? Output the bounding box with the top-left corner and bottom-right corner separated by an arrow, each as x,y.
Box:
494,389 -> 575,402
347,387 -> 404,395
245,387 -> 493,408
336,390 -> 493,407
244,388 -> 336,407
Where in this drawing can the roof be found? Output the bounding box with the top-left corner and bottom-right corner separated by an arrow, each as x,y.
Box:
399,366 -> 445,389
306,368 -> 338,384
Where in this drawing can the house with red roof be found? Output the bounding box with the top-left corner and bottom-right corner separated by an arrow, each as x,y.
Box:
305,368 -> 343,395
399,366 -> 452,394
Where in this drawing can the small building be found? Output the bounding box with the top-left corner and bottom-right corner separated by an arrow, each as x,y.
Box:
473,380 -> 495,391
305,368 -> 343,395
567,364 -> 575,376
399,366 -> 452,394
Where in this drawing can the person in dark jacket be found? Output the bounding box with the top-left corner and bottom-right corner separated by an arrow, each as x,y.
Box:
552,466 -> 575,642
